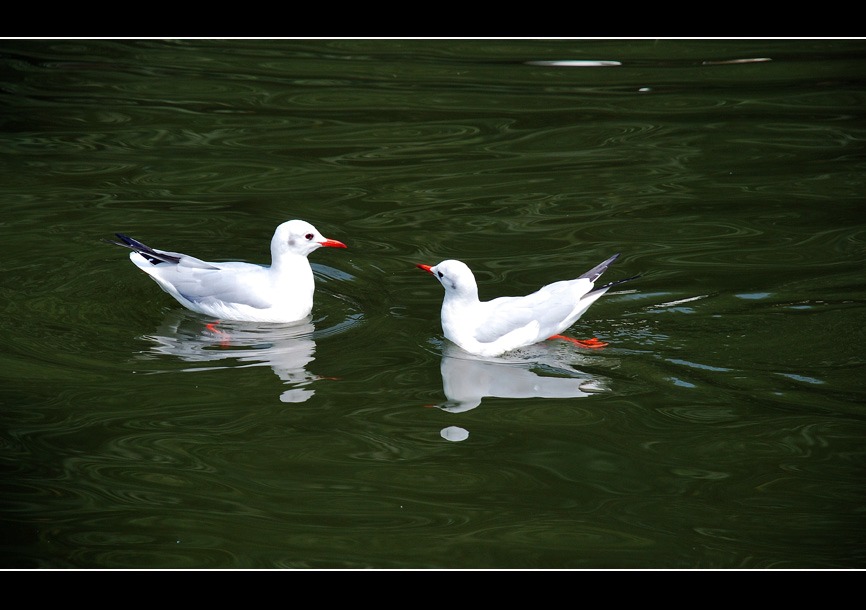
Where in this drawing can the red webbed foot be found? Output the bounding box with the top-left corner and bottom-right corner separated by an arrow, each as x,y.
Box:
204,320 -> 231,347
548,335 -> 608,349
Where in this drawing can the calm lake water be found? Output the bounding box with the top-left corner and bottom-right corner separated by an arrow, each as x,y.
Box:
1,38 -> 864,570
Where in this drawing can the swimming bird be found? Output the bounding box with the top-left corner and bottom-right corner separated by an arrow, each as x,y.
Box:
416,254 -> 638,357
106,219 -> 346,323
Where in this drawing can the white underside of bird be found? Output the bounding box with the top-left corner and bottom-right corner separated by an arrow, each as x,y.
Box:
107,219 -> 346,323
417,254 -> 638,357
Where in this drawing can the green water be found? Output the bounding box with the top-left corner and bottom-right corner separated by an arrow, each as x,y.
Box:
1,38 -> 864,569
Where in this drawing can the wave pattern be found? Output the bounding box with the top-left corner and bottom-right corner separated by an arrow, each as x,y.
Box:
1,39 -> 865,569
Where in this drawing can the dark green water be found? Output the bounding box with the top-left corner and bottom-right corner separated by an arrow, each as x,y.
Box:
1,38 -> 864,569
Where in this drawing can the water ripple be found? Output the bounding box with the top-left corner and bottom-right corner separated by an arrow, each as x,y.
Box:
2,38 -> 865,569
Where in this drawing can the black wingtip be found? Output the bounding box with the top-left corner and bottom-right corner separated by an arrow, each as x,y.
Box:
592,273 -> 641,294
104,233 -> 178,265
114,233 -> 149,251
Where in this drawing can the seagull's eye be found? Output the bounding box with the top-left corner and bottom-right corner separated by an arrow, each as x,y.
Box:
437,271 -> 444,278
305,233 -> 314,240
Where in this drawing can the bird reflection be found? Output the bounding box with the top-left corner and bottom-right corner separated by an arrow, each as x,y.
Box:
140,312 -> 322,403
433,342 -> 608,442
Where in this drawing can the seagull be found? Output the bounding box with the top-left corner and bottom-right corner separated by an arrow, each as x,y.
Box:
106,219 -> 347,323
416,254 -> 638,357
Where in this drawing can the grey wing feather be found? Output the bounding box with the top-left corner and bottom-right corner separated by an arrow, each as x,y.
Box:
579,253 -> 620,282
166,264 -> 274,310
474,283 -> 585,343
473,299 -> 540,343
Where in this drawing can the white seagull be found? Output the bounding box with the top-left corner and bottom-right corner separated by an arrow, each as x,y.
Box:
106,219 -> 347,323
416,254 -> 638,357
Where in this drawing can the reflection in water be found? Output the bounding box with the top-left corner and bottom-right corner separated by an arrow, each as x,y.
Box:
440,426 -> 470,442
141,313 -> 321,403
434,342 -> 608,441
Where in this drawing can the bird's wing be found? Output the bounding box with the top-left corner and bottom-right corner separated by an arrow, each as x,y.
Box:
473,279 -> 593,343
173,252 -> 223,271
578,253 -> 620,282
149,261 -> 275,310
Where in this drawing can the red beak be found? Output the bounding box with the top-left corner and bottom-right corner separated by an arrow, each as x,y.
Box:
320,239 -> 347,249
416,264 -> 433,274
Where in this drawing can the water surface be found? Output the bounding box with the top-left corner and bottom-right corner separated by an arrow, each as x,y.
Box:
1,38 -> 864,569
